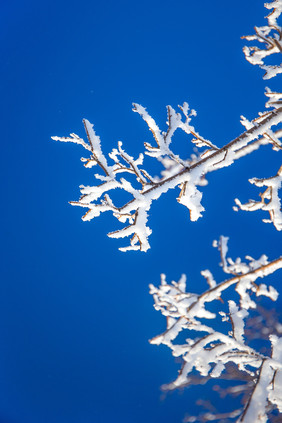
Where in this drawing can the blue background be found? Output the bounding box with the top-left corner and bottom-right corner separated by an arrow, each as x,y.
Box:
0,1 -> 281,422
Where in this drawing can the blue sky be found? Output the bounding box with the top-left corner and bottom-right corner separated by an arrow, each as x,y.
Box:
0,1 -> 281,422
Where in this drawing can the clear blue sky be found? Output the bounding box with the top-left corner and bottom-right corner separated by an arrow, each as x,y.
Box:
0,1 -> 281,422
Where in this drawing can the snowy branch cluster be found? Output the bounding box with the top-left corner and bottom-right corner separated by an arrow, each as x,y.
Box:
147,3 -> 282,422
150,237 -> 282,422
242,0 -> 282,79
52,91 -> 282,252
234,164 -> 282,231
232,1 -> 282,231
52,4 -> 282,253
148,4 -> 282,419
53,100 -> 282,252
53,1 -> 282,421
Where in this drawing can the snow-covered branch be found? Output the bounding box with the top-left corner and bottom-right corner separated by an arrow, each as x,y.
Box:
53,102 -> 282,252
149,238 -> 282,422
234,164 -> 282,231
242,0 -> 282,80
52,2 -> 282,252
232,5 -> 282,235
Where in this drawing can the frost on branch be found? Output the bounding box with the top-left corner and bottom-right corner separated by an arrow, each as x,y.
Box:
52,100 -> 282,252
242,0 -> 282,80
149,237 -> 282,422
52,105 -> 217,252
234,88 -> 282,232
52,0 -> 282,252
234,165 -> 282,231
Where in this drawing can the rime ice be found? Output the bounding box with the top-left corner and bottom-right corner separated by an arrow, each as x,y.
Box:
150,238 -> 282,422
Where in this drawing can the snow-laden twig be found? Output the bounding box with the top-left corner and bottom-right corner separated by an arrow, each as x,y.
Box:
234,164 -> 282,231
53,1 -> 282,252
233,3 -> 282,235
242,0 -> 282,80
52,101 -> 282,252
149,238 -> 282,422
